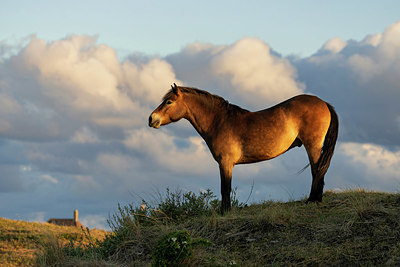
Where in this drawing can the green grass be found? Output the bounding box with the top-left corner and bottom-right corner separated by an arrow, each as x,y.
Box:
2,189 -> 400,266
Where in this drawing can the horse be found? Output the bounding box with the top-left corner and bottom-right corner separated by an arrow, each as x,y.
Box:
149,84 -> 339,213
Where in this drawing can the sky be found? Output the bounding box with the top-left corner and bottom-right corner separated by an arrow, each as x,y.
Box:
1,1 -> 400,229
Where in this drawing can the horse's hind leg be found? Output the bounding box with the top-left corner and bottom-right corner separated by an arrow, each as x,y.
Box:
301,100 -> 338,203
308,162 -> 324,202
304,144 -> 325,203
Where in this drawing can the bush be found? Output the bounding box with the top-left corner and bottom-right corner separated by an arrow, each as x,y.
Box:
157,188 -> 219,220
99,188 -> 220,263
152,230 -> 192,266
36,188 -> 235,265
107,188 -> 223,230
152,230 -> 213,266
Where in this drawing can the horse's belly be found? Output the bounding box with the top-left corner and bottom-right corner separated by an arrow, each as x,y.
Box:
235,110 -> 299,164
238,136 -> 295,164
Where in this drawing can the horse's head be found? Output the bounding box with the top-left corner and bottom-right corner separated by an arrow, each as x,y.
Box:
149,83 -> 187,129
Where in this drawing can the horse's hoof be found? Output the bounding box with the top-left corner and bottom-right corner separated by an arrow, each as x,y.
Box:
305,198 -> 317,204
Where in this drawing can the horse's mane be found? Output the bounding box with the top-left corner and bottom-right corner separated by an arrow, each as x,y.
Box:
163,86 -> 249,114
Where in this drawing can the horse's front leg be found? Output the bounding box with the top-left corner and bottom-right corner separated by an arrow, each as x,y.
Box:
219,163 -> 233,214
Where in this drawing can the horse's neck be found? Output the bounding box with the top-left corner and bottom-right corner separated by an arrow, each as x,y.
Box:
184,95 -> 224,138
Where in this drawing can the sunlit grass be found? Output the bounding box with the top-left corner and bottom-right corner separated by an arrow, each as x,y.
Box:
0,217 -> 107,266
2,188 -> 400,266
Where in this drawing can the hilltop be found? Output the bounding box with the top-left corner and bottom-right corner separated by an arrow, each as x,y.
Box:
1,189 -> 400,266
0,217 -> 107,266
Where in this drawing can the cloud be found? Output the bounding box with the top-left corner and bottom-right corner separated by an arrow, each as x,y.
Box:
329,143 -> 400,191
294,21 -> 400,146
80,214 -> 108,230
211,38 -> 304,105
41,174 -> 58,184
16,35 -> 131,112
2,22 -> 400,229
123,57 -> 181,105
124,128 -> 215,175
340,143 -> 400,179
71,127 -> 100,144
321,37 -> 347,54
0,35 -> 179,141
167,38 -> 304,108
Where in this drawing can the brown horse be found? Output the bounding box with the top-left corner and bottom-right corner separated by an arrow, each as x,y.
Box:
149,84 -> 339,213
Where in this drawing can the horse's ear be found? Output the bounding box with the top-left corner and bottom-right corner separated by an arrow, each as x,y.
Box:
171,83 -> 181,96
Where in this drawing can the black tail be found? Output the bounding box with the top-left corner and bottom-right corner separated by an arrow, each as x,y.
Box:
316,103 -> 339,176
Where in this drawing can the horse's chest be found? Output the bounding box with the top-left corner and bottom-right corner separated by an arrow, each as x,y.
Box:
207,133 -> 242,164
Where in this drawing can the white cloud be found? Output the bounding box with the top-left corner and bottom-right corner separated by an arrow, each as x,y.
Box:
321,37 -> 347,54
362,33 -> 382,47
71,127 -> 100,144
80,214 -> 109,230
124,128 -> 215,175
41,174 -> 58,184
345,22 -> 400,86
2,22 -> 400,229
331,142 -> 400,192
17,35 -> 134,113
379,21 -> 400,58
0,35 -> 180,141
340,142 -> 400,179
347,54 -> 376,81
123,58 -> 181,105
294,21 -> 400,146
211,38 -> 304,106
167,37 -> 304,109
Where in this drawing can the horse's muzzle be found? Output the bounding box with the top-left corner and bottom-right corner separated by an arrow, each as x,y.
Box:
148,115 -> 161,129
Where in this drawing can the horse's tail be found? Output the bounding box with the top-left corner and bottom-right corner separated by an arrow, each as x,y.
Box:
316,103 -> 339,176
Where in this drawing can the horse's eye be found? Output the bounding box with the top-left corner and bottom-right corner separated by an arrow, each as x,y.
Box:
166,100 -> 173,105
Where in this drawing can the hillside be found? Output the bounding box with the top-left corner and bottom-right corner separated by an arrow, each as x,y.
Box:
0,217 -> 107,266
1,190 -> 400,266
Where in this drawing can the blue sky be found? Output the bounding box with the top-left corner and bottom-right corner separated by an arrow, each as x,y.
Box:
1,1 -> 400,229
2,1 -> 400,57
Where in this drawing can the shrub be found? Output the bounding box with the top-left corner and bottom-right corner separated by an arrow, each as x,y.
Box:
152,230 -> 192,266
36,188 -> 233,265
157,188 -> 219,220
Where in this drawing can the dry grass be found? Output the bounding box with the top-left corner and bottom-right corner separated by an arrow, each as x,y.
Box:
2,189 -> 400,266
98,189 -> 400,266
187,189 -> 400,266
0,217 -> 107,266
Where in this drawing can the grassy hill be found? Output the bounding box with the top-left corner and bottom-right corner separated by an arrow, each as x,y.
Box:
0,217 -> 107,266
1,189 -> 400,266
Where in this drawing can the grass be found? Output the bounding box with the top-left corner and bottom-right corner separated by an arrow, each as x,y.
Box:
2,189 -> 400,266
0,217 -> 107,266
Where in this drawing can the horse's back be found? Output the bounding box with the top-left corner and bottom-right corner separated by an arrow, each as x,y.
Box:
272,94 -> 327,112
248,94 -> 329,129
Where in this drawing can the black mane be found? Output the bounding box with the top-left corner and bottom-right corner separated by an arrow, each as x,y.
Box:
163,86 -> 249,114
